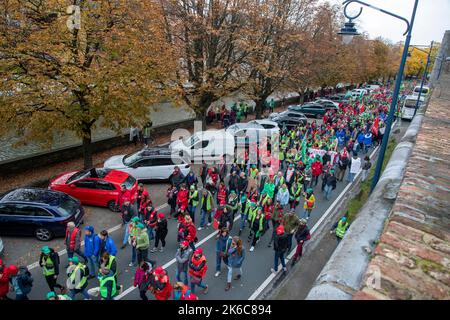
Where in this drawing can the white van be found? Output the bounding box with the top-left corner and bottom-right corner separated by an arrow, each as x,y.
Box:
169,130 -> 235,163
401,95 -> 425,120
412,85 -> 430,97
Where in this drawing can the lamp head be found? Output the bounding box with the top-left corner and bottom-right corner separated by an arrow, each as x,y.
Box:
338,20 -> 360,44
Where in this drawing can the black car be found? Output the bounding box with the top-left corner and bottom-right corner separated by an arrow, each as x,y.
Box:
288,103 -> 326,118
269,111 -> 308,128
0,188 -> 84,241
324,94 -> 349,103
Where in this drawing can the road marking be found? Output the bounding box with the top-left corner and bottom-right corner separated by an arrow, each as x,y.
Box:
26,203 -> 168,271
115,213 -> 241,299
247,143 -> 382,300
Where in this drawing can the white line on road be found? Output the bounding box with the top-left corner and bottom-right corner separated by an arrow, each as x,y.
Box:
114,213 -> 241,299
247,143 -> 382,300
26,203 -> 169,271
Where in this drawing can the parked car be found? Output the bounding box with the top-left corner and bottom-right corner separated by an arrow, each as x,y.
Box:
0,188 -> 84,241
401,95 -> 425,120
412,85 -> 430,97
288,103 -> 327,118
324,94 -> 348,103
349,88 -> 368,99
169,130 -> 236,163
269,110 -> 308,127
104,147 -> 190,181
49,168 -> 138,211
313,99 -> 339,110
247,119 -> 280,134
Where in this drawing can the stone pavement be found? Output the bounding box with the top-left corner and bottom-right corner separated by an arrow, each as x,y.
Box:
354,33 -> 450,300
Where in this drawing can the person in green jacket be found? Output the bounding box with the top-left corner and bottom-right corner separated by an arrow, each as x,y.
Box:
262,178 -> 275,200
46,291 -> 72,300
248,208 -> 265,252
199,189 -> 214,230
331,216 -> 350,243
239,201 -> 256,236
188,185 -> 199,223
282,209 -> 301,252
98,268 -> 118,300
289,182 -> 302,210
135,223 -> 150,264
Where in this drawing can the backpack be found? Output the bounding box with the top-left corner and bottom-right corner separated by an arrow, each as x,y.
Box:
17,268 -> 33,295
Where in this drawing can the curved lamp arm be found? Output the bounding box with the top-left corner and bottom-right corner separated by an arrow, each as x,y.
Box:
342,0 -> 411,35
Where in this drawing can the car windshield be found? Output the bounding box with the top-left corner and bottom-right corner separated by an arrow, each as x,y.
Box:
182,134 -> 200,147
58,197 -> 79,217
122,175 -> 136,189
66,170 -> 89,184
123,151 -> 143,166
414,88 -> 429,94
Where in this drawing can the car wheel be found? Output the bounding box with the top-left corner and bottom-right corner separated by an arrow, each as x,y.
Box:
107,200 -> 118,212
35,228 -> 53,241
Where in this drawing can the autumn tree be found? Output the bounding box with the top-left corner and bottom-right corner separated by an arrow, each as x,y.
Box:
0,0 -> 175,168
157,0 -> 255,128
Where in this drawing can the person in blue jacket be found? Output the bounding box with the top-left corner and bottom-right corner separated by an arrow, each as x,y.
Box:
363,131 -> 373,154
99,230 -> 117,258
225,236 -> 245,291
84,226 -> 101,279
357,130 -> 365,152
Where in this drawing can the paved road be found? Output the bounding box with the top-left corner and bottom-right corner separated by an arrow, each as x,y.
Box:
20,163 -> 361,300
5,120 -> 408,300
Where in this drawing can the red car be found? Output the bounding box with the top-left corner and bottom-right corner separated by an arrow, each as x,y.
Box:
49,168 -> 138,211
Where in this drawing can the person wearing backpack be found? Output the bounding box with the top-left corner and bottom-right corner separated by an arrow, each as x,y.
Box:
9,265 -> 33,300
39,246 -> 65,293
134,260 -> 153,300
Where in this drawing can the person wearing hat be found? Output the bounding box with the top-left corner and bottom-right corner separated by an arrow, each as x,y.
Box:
142,204 -> 157,242
46,291 -> 72,300
291,219 -> 311,266
188,184 -> 199,223
271,225 -> 289,273
149,266 -> 173,300
136,183 -> 152,215
39,246 -> 65,293
135,222 -> 150,264
9,265 -> 33,300
173,281 -> 198,300
331,215 -> 350,243
153,212 -> 168,253
127,216 -> 141,267
84,226 -> 101,279
175,241 -> 192,285
301,188 -> 316,220
188,248 -> 208,295
66,256 -> 90,300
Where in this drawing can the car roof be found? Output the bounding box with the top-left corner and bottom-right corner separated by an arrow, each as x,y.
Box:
0,188 -> 66,206
105,170 -> 132,184
249,119 -> 278,126
139,147 -> 173,157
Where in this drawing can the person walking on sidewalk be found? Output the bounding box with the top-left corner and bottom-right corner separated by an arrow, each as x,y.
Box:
84,226 -> 101,279
291,219 -> 311,266
225,236 -> 245,291
65,222 -> 86,264
331,216 -> 350,243
215,227 -> 233,277
39,246 -> 65,293
188,248 -> 209,295
66,257 -> 90,300
361,156 -> 372,182
271,225 -> 289,274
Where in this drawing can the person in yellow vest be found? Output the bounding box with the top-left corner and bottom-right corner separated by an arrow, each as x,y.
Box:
65,256 -> 90,300
301,188 -> 315,220
46,291 -> 72,300
98,267 -> 119,300
39,246 -> 65,293
331,216 -> 350,243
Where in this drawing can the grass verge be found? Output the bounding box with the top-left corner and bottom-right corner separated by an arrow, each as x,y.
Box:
346,137 -> 397,222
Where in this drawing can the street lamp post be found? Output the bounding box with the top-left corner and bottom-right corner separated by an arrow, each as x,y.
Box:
338,0 -> 419,193
412,41 -> 434,117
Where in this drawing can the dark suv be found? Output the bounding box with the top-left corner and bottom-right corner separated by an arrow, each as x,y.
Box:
288,103 -> 326,118
269,111 -> 308,128
0,188 -> 84,241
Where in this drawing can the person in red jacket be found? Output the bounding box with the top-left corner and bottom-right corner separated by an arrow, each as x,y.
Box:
136,184 -> 152,215
176,184 -> 189,212
143,204 -> 157,242
217,182 -> 227,205
0,259 -> 11,300
116,184 -> 133,211
149,266 -> 172,300
179,215 -> 197,251
173,282 -> 198,300
311,156 -> 323,188
188,248 -> 208,295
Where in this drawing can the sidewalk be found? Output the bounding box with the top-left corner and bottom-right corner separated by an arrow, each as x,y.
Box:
0,106 -> 285,194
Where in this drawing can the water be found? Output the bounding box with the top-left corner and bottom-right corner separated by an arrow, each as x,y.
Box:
0,103 -> 195,162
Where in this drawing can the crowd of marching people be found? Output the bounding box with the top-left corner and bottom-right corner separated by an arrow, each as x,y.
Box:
0,85 -> 404,301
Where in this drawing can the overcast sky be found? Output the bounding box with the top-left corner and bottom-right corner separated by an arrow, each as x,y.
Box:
326,0 -> 450,45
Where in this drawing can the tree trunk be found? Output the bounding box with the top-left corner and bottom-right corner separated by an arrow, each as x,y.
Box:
82,134 -> 93,169
195,110 -> 207,131
255,99 -> 264,119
